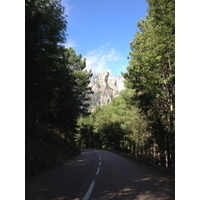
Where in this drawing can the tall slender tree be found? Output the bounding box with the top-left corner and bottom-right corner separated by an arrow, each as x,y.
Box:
26,1 -> 93,146
52,48 -> 93,142
26,0 -> 67,124
123,0 -> 175,167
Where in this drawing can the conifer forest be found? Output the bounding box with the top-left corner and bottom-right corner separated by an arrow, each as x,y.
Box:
26,0 -> 175,172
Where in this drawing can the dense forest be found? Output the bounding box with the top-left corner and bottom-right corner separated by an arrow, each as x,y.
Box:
25,0 -> 93,176
26,0 -> 175,176
76,0 -> 175,169
26,0 -> 93,141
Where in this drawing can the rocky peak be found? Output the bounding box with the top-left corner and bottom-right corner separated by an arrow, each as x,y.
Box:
89,71 -> 124,112
91,71 -> 117,91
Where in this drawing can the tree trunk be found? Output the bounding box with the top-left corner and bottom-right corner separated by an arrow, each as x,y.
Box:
166,135 -> 172,168
64,116 -> 69,143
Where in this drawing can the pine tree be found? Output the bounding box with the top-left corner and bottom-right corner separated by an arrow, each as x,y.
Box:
123,0 -> 175,167
26,0 -> 67,124
53,48 -> 93,143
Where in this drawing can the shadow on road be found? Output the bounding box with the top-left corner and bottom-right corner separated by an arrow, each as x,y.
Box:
26,149 -> 175,200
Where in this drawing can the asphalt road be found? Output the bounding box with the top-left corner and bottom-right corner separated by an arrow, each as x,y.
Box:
26,149 -> 175,200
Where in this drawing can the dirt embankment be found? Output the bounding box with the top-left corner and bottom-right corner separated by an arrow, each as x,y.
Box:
25,119 -> 80,180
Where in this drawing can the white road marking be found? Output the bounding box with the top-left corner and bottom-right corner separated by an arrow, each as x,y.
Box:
82,151 -> 102,200
96,167 -> 100,175
82,179 -> 96,200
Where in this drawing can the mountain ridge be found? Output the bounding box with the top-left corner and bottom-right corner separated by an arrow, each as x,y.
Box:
89,71 -> 124,112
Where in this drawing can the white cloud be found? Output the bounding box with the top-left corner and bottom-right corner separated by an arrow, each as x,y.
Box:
84,44 -> 121,76
116,76 -> 125,92
64,39 -> 77,49
61,0 -> 73,15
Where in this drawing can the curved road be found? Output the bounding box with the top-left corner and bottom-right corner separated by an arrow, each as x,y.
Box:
26,149 -> 175,200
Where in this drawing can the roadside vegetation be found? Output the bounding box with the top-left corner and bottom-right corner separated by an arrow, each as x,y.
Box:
26,0 -> 174,178
76,0 -> 175,169
25,0 -> 92,178
26,117 -> 80,179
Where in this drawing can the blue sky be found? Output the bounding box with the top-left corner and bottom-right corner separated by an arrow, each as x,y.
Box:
62,0 -> 148,76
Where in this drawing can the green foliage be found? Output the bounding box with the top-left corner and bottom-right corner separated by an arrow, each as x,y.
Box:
123,0 -> 175,168
76,89 -> 150,156
53,48 -> 93,141
26,0 -> 67,124
26,0 -> 93,144
76,0 -> 175,169
26,0 -> 175,170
